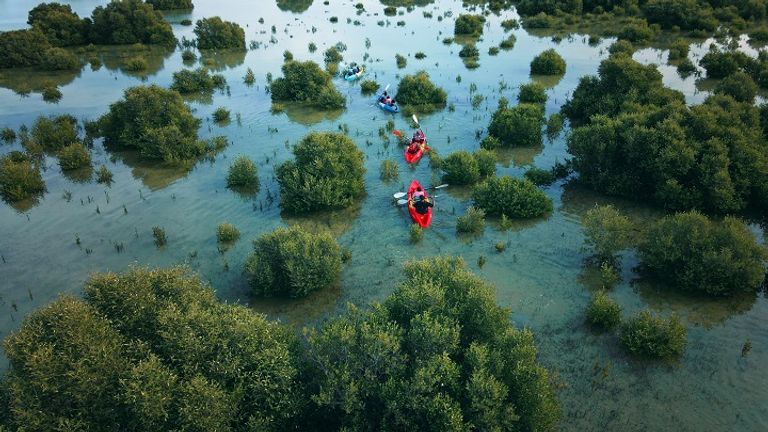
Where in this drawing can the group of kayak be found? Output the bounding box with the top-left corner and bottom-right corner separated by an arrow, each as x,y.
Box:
341,62 -> 435,229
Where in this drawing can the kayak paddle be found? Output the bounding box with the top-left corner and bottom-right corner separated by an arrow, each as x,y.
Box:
393,184 -> 448,199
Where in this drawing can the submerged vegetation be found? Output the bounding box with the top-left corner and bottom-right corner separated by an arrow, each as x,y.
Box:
170,67 -> 226,94
276,132 -> 365,213
226,155 -> 259,190
620,310 -> 687,360
487,98 -> 544,148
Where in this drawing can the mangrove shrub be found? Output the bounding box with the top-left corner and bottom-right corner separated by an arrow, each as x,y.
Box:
0,151 -> 45,202
194,17 -> 245,50
518,82 -> 547,104
454,14 -> 485,36
30,114 -> 78,152
441,150 -> 495,185
0,29 -> 51,68
395,71 -> 447,110
27,2 -> 88,47
582,204 -> 633,264
586,290 -> 621,329
146,0 -> 194,9
276,131 -> 365,213
487,100 -> 544,147
303,256 -> 560,431
530,49 -> 566,75
638,211 -> 766,296
245,226 -> 343,298
226,155 -> 259,190
58,142 -> 91,170
98,85 -> 205,162
89,0 -> 176,46
620,310 -> 687,360
270,60 -> 346,109
472,176 -> 552,218
170,67 -> 226,94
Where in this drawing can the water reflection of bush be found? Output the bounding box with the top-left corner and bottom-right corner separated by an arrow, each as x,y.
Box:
109,150 -> 193,191
283,103 -> 343,125
380,0 -> 435,7
494,145 -> 543,167
199,49 -> 247,72
0,67 -> 81,95
282,202 -> 362,237
99,46 -> 174,78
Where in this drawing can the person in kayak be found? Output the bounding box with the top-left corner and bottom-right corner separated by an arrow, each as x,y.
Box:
406,139 -> 421,154
412,130 -> 425,143
412,194 -> 433,215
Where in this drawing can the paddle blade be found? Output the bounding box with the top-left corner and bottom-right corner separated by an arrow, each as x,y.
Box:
393,192 -> 407,199
392,130 -> 403,137
397,199 -> 409,206
385,83 -> 390,92
412,114 -> 419,125
432,184 -> 449,189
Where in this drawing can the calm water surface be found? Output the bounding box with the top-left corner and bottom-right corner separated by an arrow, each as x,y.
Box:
0,1 -> 766,430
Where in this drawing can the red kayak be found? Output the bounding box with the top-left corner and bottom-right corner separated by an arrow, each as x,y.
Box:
407,180 -> 433,228
404,141 -> 428,164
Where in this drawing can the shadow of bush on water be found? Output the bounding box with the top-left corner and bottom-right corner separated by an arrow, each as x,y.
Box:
109,150 -> 193,191
282,201 -> 363,237
199,49 -> 247,72
283,103 -> 344,126
99,45 -> 174,79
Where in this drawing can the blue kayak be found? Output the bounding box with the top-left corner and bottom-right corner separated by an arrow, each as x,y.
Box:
343,66 -> 365,81
376,95 -> 399,113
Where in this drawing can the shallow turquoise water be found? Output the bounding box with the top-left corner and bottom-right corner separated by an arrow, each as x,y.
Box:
0,1 -> 766,430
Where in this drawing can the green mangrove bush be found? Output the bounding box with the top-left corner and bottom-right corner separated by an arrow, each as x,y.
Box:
30,114 -> 78,152
585,290 -> 622,329
638,211 -> 766,296
276,132 -> 364,214
582,205 -> 633,264
0,151 -> 45,202
226,155 -> 259,190
194,17 -> 245,49
170,67 -> 226,94
270,60 -> 345,109
58,142 -> 91,170
454,14 -> 485,37
518,82 -> 547,104
530,49 -> 566,75
472,176 -> 552,218
620,310 -> 687,360
395,71 -> 447,110
487,99 -> 544,147
89,0 -> 176,46
98,85 -> 206,162
146,0 -> 194,9
456,206 -> 486,234
27,2 -> 88,47
216,222 -> 240,243
245,226 -> 343,298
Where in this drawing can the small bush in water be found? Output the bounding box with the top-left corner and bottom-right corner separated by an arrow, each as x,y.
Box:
152,226 -> 167,247
245,226 -> 343,298
243,67 -> 255,84
58,142 -> 91,170
96,165 -> 113,184
379,159 -> 399,181
0,151 -> 45,202
217,223 -> 240,243
454,14 -> 485,37
457,206 -> 486,234
487,100 -> 544,147
395,71 -> 447,110
620,310 -> 687,360
270,60 -> 346,109
41,84 -> 62,103
442,151 -> 480,185
181,49 -> 196,62
123,56 -> 148,72
226,155 -> 258,189
276,132 -> 365,214
1,127 -> 17,143
518,82 -> 547,104
409,223 -> 423,243
472,176 -> 552,218
530,49 -> 566,75
395,54 -> 407,68
582,205 -> 633,264
360,79 -> 380,94
585,290 -> 621,329
194,17 -> 245,49
170,67 -> 226,94
30,115 -> 78,154
212,107 -> 230,123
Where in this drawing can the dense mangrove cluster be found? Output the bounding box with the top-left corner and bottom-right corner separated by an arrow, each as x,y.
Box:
0,259 -> 560,432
